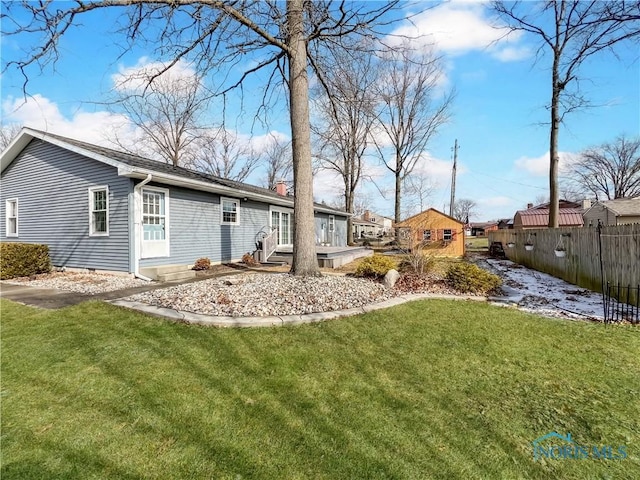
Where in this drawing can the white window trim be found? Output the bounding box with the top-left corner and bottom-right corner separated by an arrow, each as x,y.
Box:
328,215 -> 335,232
443,229 -> 453,242
6,198 -> 18,237
88,186 -> 109,237
269,206 -> 294,247
220,196 -> 240,225
141,186 -> 170,258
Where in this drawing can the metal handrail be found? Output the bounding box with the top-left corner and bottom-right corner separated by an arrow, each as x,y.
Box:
262,227 -> 278,260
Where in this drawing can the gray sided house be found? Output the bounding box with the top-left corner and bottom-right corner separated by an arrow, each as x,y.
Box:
1,128 -> 349,277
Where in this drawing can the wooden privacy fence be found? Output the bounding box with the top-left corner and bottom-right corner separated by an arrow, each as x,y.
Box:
488,223 -> 640,307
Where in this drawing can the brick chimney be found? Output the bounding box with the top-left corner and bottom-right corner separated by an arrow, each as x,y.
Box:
527,203 -> 533,209
276,180 -> 287,196
363,210 -> 371,221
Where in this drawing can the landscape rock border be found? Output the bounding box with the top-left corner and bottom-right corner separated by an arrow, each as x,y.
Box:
109,293 -> 487,328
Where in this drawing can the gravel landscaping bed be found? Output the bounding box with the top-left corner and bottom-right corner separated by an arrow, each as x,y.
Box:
127,273 -> 395,316
3,271 -> 150,294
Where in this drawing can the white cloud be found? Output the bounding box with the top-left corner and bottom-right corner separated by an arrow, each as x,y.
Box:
514,151 -> 578,176
111,58 -> 199,92
2,94 -> 140,148
389,2 -> 527,62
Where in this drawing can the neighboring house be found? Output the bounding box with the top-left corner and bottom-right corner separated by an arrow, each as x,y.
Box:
352,218 -> 385,239
352,210 -> 394,238
470,222 -> 498,236
497,218 -> 513,229
0,128 -> 349,277
583,197 -> 640,226
513,200 -> 584,229
362,210 -> 393,235
394,208 -> 465,257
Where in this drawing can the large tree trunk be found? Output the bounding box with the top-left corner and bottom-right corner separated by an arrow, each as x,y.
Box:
346,190 -> 354,244
394,161 -> 402,238
549,63 -> 561,228
288,0 -> 320,276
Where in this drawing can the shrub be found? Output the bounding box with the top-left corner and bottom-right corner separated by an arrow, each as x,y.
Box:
192,257 -> 211,271
445,262 -> 501,295
0,242 -> 51,279
398,253 -> 436,274
242,252 -> 259,267
354,255 -> 397,279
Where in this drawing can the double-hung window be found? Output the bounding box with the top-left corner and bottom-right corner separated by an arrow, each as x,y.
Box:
443,229 -> 453,242
422,229 -> 432,242
221,197 -> 240,225
6,199 -> 18,237
89,187 -> 109,236
329,215 -> 335,232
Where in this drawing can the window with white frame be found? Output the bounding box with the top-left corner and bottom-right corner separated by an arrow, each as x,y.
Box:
329,215 -> 335,232
6,199 -> 18,237
443,229 -> 453,241
89,187 -> 109,236
422,229 -> 432,242
221,197 -> 239,225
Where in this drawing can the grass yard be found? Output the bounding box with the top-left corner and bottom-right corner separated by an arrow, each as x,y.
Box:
466,236 -> 489,251
1,299 -> 639,479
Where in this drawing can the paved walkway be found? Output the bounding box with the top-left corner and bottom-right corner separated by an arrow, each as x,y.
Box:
1,278 -> 487,327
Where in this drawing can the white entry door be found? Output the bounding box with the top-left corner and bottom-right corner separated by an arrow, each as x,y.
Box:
141,188 -> 170,258
271,209 -> 293,247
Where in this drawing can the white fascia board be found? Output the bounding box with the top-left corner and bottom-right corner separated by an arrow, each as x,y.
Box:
119,168 -> 296,208
1,127 -> 123,174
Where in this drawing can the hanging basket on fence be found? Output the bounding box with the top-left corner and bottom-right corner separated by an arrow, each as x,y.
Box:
554,235 -> 567,258
524,233 -> 535,251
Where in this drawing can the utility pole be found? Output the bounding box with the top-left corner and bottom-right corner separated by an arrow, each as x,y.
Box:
449,139 -> 458,218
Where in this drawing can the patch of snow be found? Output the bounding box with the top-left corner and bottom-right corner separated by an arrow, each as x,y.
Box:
480,257 -> 604,321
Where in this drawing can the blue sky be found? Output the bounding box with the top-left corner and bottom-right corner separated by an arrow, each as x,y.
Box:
2,1 -> 639,222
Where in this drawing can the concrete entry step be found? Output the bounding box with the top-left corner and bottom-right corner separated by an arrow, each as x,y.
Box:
140,264 -> 196,282
156,270 -> 196,283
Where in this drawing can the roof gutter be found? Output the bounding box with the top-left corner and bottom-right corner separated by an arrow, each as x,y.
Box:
133,174 -> 153,282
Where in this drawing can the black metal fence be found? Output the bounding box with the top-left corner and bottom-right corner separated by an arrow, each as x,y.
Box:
603,283 -> 640,324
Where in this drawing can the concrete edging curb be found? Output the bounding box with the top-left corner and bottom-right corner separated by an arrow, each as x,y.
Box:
108,293 -> 488,328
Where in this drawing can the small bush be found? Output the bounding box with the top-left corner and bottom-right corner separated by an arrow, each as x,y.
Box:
354,255 -> 397,279
445,262 -> 501,295
242,252 -> 259,267
0,242 -> 51,279
192,257 -> 211,271
398,253 -> 436,274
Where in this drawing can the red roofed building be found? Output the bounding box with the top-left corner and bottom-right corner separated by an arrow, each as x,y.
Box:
513,200 -> 585,229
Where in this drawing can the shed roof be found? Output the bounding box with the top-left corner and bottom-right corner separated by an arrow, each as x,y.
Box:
395,208 -> 463,227
515,208 -> 584,227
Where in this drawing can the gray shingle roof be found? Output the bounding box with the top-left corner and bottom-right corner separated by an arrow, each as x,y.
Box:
23,129 -> 347,215
599,197 -> 640,216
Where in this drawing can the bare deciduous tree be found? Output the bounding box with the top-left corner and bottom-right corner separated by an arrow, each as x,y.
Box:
453,198 -> 477,223
0,124 -> 23,150
492,0 -> 640,227
568,135 -> 640,200
193,128 -> 260,182
312,44 -> 378,244
262,134 -> 292,190
3,0 -> 401,276
109,63 -> 211,167
373,44 -> 454,227
403,172 -> 436,217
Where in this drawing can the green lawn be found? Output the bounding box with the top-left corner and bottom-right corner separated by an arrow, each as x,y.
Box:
1,299 -> 639,479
